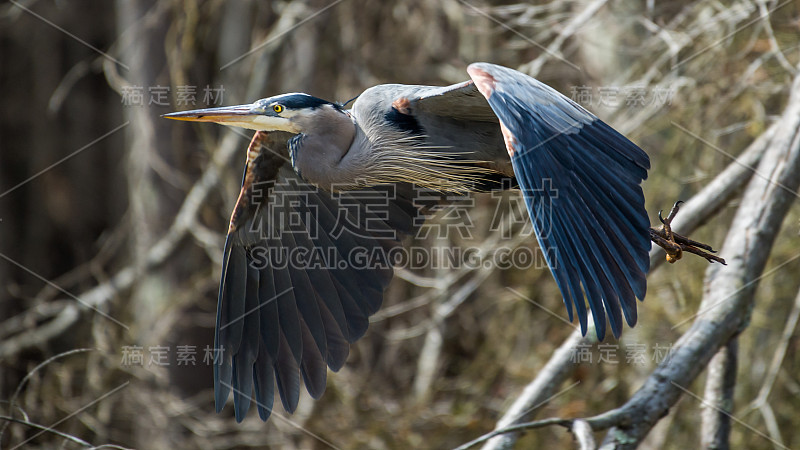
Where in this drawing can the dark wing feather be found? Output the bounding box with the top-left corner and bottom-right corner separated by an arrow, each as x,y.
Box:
253,343 -> 275,421
214,131 -> 425,422
467,62 -> 651,339
213,237 -> 245,412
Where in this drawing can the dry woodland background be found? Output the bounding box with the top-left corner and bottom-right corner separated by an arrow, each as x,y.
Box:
1,0 -> 800,449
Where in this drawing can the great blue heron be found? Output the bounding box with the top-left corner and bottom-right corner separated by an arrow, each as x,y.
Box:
163,63 -> 659,422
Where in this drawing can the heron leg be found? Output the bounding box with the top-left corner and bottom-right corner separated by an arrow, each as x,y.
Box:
649,201 -> 727,265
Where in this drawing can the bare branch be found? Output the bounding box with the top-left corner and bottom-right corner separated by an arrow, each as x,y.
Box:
481,323 -> 592,450
519,0 -> 609,76
755,0 -> 796,75
462,415 -> 599,450
701,339 -> 738,449
456,417 -> 573,450
749,286 -> 800,408
571,419 -> 596,450
738,285 -> 800,448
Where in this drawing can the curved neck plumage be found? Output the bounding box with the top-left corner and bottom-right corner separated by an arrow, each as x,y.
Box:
289,105 -> 362,191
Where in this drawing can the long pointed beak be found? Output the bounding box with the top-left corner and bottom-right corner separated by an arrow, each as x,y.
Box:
162,103 -> 299,133
161,104 -> 257,123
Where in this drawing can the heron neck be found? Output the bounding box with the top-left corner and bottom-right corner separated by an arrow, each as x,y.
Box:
289,106 -> 361,191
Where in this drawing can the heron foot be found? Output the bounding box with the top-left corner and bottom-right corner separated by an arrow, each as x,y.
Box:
649,201 -> 727,265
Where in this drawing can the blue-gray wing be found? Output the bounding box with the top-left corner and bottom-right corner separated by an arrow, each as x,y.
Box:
467,63 -> 651,339
215,131 -> 425,422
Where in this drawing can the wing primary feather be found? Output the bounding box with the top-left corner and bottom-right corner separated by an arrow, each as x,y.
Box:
280,231 -> 328,358
258,266 -> 281,361
568,170 -> 646,311
311,189 -> 392,315
512,136 -> 592,332
232,361 -> 252,422
289,198 -> 352,344
221,241 -> 247,356
213,351 -> 232,413
561,205 -> 624,338
214,236 -> 242,412
330,276 -> 370,342
309,193 -> 390,304
269,238 -> 303,365
298,316 -> 328,399
555,205 -> 609,340
283,212 -> 351,369
253,344 -> 275,422
540,169 -> 628,337
274,328 -> 301,413
315,292 -> 350,371
569,171 -> 648,296
232,263 -> 261,422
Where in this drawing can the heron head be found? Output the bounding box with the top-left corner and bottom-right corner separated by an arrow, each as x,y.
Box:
162,93 -> 342,133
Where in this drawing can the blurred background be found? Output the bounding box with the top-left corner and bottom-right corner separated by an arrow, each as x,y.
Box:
1,0 -> 799,448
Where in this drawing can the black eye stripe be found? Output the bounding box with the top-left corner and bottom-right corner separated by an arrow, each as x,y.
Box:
271,94 -> 339,110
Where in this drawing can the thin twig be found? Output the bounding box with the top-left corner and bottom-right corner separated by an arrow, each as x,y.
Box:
0,348 -> 94,438
456,417 -> 574,450
518,0 -> 608,76
0,416 -> 132,449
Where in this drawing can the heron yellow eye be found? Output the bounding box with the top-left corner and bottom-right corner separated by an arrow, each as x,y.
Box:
273,104 -> 284,113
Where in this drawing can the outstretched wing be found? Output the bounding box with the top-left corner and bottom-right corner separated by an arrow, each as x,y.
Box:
215,131 -> 424,422
467,62 -> 651,340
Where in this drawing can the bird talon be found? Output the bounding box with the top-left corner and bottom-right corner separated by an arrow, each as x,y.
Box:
649,201 -> 726,265
666,250 -> 682,264
662,201 -> 682,225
